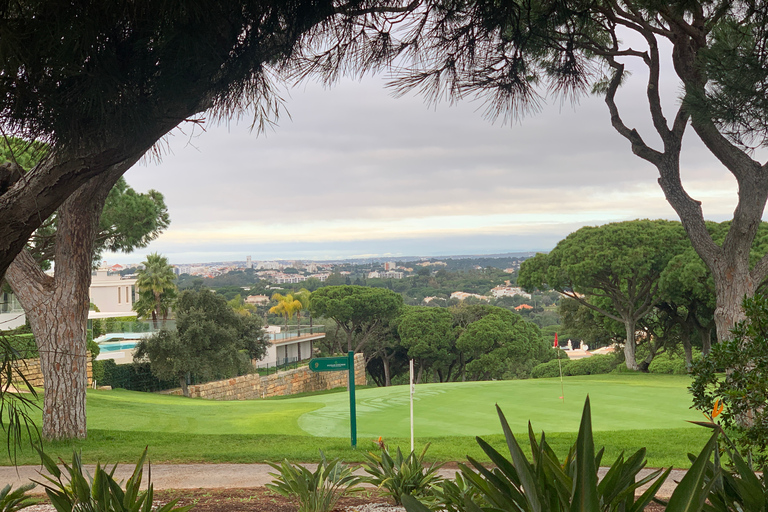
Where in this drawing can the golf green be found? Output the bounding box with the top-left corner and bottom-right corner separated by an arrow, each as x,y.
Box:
82,374 -> 698,439
294,373 -> 699,437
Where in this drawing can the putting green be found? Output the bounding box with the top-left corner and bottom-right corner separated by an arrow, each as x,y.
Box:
82,374 -> 698,439
295,374 -> 700,437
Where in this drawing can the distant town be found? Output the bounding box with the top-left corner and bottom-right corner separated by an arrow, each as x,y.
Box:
107,252 -> 537,286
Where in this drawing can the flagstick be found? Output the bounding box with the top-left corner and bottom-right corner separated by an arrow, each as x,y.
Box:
557,349 -> 565,403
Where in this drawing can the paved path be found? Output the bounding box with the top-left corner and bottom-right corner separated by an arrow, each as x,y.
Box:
0,463 -> 687,498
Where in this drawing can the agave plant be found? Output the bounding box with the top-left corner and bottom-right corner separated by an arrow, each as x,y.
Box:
403,396 -> 669,512
0,484 -> 36,512
361,443 -> 443,505
34,448 -> 191,512
267,452 -> 363,512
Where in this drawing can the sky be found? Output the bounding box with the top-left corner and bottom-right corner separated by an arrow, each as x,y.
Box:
107,55 -> 742,265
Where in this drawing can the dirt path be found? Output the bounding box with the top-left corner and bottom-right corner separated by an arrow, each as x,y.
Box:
0,463 -> 685,499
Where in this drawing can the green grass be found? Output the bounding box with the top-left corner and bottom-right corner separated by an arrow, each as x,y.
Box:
0,374 -> 709,468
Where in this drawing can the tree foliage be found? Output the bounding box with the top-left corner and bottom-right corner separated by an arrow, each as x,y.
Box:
134,253 -> 177,329
310,285 -> 403,353
690,293 -> 768,470
397,306 -> 456,383
519,220 -> 688,370
135,289 -> 266,396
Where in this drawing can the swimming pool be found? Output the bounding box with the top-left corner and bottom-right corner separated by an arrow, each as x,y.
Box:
98,340 -> 139,353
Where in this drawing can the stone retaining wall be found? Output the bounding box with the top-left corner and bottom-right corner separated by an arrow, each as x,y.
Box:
15,356 -> 93,388
163,353 -> 366,400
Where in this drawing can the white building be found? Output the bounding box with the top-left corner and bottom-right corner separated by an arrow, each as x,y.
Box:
255,325 -> 326,368
1,266 -> 139,330
88,267 -> 138,320
451,291 -> 491,302
0,291 -> 25,330
490,286 -> 532,299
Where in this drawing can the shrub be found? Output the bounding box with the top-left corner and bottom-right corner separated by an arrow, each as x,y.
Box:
691,293 -> 768,470
563,354 -> 617,376
35,448 -> 190,512
99,360 -> 177,392
267,452 -> 362,512
362,443 -> 443,505
531,359 -> 571,378
0,484 -> 35,512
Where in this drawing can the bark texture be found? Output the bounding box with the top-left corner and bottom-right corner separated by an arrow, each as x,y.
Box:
604,19 -> 768,342
6,164 -> 128,440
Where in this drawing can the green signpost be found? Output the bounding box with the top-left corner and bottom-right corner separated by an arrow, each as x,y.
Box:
308,351 -> 357,448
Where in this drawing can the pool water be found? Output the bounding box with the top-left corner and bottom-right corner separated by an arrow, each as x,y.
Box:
98,341 -> 139,353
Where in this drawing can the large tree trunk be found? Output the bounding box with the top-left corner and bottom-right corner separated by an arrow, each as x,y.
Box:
623,320 -> 638,370
711,260 -> 756,341
382,355 -> 392,386
6,165 -> 127,440
681,330 -> 693,370
180,374 -> 190,397
698,326 -> 712,355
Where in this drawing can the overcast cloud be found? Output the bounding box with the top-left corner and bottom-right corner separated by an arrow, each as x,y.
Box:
108,62 -> 741,265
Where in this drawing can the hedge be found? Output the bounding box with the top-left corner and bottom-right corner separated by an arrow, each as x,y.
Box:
96,360 -> 177,392
563,354 -> 618,376
531,359 -> 571,378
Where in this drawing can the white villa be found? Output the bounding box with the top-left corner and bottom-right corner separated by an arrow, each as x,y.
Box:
88,266 -> 138,319
256,325 -> 326,368
1,265 -> 137,330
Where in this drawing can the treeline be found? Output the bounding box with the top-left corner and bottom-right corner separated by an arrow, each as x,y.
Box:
519,219 -> 768,371
307,285 -> 558,387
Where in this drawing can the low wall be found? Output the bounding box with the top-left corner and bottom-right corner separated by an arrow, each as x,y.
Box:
164,353 -> 366,400
15,356 -> 93,388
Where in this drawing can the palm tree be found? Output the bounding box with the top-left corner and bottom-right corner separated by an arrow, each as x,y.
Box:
269,293 -> 301,332
135,253 -> 177,329
295,288 -> 312,334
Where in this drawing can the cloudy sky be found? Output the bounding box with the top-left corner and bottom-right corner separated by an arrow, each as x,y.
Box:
108,58 -> 741,265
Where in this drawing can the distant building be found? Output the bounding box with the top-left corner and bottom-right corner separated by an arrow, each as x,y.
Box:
490,286 -> 531,299
382,271 -> 404,279
246,256 -> 252,269
450,291 -> 490,302
515,304 -> 534,311
245,295 -> 270,305
368,271 -> 381,279
384,261 -> 396,271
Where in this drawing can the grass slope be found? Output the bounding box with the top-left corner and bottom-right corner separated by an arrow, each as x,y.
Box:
0,374 -> 709,468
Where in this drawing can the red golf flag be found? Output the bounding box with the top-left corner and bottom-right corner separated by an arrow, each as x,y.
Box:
554,332 -> 558,348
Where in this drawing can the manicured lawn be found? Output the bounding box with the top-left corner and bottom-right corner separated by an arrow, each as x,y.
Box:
0,374 -> 710,468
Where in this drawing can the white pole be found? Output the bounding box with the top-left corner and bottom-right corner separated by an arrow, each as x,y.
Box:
410,358 -> 414,452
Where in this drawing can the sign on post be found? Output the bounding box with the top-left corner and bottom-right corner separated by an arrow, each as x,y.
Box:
309,356 -> 349,372
308,352 -> 357,448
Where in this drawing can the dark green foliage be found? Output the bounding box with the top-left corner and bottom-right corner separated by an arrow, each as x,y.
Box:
690,293 -> 768,469
362,444 -> 443,505
35,448 -> 191,512
455,307 -> 549,380
310,286 -> 403,353
1,334 -> 37,359
531,358 -> 571,378
648,350 -> 697,375
98,360 -> 178,392
563,354 -> 618,376
267,452 -> 363,512
135,289 -> 267,394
